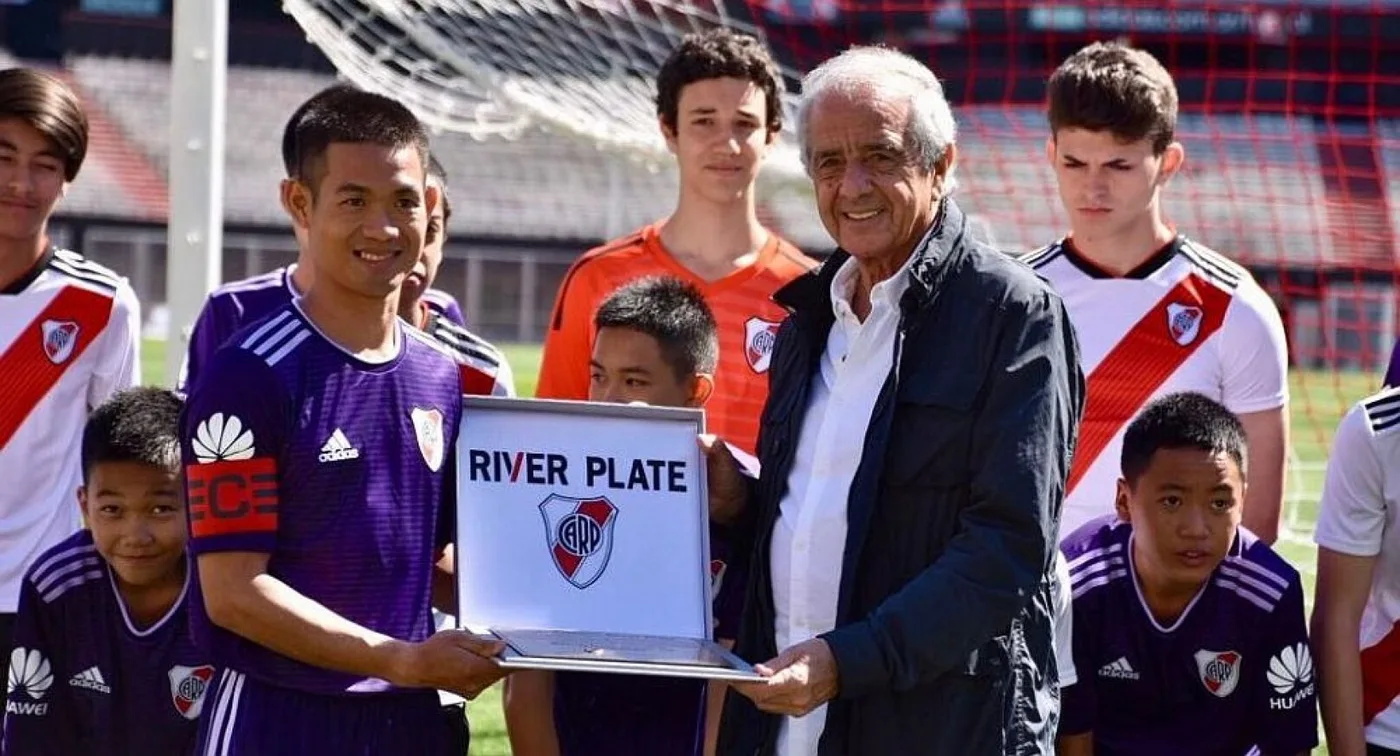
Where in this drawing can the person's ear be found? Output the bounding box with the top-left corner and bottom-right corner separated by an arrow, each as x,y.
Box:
688,373 -> 715,408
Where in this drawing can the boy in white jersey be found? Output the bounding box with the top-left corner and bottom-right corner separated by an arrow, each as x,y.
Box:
1313,386 -> 1400,756
0,67 -> 141,691
1028,42 -> 1289,544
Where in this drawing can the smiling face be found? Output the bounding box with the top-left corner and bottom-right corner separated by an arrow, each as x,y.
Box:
0,117 -> 67,244
806,87 -> 953,267
663,77 -> 775,205
292,141 -> 433,302
1049,127 -> 1183,240
80,461 -> 187,591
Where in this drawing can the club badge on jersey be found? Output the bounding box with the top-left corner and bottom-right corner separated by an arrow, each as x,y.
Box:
167,664 -> 216,720
540,494 -> 618,589
1166,302 -> 1205,346
41,320 -> 80,365
744,317 -> 781,374
1195,649 -> 1243,698
411,406 -> 445,472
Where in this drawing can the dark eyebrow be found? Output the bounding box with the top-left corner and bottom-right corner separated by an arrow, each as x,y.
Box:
0,137 -> 61,161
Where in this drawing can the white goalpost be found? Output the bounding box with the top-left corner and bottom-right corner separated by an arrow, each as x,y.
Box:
163,0 -> 229,388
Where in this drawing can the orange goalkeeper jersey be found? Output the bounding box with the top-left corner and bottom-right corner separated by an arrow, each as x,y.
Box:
537,223 -> 816,454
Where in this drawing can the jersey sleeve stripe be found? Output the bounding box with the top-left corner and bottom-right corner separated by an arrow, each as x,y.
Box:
1179,243 -> 1243,289
48,259 -> 121,293
264,329 -> 312,367
1217,563 -> 1285,602
1224,556 -> 1292,592
42,568 -> 106,603
238,309 -> 294,350
1213,576 -> 1277,612
1069,554 -> 1127,588
1021,242 -> 1063,269
1066,541 -> 1124,572
27,543 -> 98,585
1071,568 -> 1128,600
1364,392 -> 1400,432
34,554 -> 101,595
248,319 -> 303,359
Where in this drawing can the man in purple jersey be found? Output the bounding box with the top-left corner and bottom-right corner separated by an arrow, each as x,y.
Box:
1058,392 -> 1317,756
513,277 -> 741,756
179,86 -> 468,394
1385,339 -> 1399,388
3,387 -> 215,755
179,87 -> 505,755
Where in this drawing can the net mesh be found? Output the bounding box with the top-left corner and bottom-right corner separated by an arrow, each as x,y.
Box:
285,0 -> 1400,546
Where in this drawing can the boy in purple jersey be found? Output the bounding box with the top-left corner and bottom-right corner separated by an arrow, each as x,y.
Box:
508,276 -> 742,756
179,87 -> 505,755
1058,392 -> 1317,756
3,387 -> 215,755
401,155 -> 512,398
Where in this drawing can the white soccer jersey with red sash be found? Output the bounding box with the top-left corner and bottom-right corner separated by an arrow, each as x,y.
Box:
0,247 -> 141,612
1027,236 -> 1287,538
1315,386 -> 1400,749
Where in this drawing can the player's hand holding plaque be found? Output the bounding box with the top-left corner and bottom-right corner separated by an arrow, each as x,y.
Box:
453,396 -> 760,681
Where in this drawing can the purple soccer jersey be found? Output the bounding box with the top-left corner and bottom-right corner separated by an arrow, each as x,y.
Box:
551,523 -> 744,756
179,265 -> 300,394
1060,516 -> 1318,756
179,302 -> 464,697
2,530 -> 215,755
422,288 -> 465,327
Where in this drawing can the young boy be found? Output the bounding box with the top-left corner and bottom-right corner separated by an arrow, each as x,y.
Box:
1311,385 -> 1400,755
509,276 -> 741,756
534,27 -> 814,458
518,30 -> 811,750
409,157 -> 466,328
1028,42 -> 1289,545
180,86 -> 503,754
0,67 -> 142,689
2,387 -> 214,755
1058,392 -> 1317,756
400,155 -> 513,398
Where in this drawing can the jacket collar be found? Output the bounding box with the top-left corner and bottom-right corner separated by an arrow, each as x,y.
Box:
775,199 -> 966,315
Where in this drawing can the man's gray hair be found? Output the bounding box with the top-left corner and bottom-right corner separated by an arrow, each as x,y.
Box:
796,46 -> 959,187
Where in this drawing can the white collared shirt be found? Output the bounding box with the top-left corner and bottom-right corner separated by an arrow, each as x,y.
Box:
769,242 -> 920,756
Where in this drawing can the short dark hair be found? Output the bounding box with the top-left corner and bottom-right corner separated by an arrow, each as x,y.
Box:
81,387 -> 184,484
655,28 -> 784,134
428,154 -> 451,224
0,67 -> 89,181
287,86 -> 430,195
1046,41 -> 1178,154
281,83 -> 359,177
594,276 -> 719,381
1120,392 -> 1247,485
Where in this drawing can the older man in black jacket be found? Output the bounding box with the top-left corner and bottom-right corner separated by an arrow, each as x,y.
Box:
710,46 -> 1085,755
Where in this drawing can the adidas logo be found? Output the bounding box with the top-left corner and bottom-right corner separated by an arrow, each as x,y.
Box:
69,666 -> 110,694
318,428 -> 361,463
1098,657 -> 1140,680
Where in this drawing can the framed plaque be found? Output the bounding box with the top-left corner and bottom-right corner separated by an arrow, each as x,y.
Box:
454,396 -> 760,681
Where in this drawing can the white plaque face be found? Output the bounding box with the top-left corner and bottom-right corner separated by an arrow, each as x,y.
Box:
454,397 -> 713,641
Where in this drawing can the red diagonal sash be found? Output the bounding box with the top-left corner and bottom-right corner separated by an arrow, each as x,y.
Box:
0,286 -> 114,448
1066,273 -> 1233,495
1362,622 -> 1400,724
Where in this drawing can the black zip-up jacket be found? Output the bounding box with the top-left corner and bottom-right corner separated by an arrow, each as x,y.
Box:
719,200 -> 1086,755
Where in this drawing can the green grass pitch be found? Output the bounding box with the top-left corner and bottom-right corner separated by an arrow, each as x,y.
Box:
143,338 -> 1373,755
